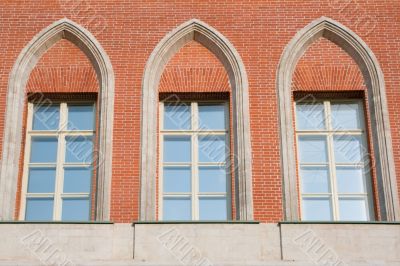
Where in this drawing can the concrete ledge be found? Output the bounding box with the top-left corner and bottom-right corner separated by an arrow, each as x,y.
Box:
0,223 -> 398,265
134,223 -> 281,265
280,223 -> 400,264
0,223 -> 133,264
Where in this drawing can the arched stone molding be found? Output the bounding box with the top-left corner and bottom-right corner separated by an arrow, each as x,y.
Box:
277,17 -> 400,221
0,18 -> 115,221
140,19 -> 253,221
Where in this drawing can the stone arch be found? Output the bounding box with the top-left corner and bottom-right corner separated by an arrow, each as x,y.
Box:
277,17 -> 400,221
140,19 -> 253,221
0,18 -> 115,221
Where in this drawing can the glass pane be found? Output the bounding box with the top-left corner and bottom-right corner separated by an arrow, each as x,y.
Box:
33,105 -> 60,130
199,167 -> 227,193
331,103 -> 363,130
339,198 -> 368,221
65,136 -> 93,163
68,105 -> 95,131
198,135 -> 226,163
163,197 -> 191,221
302,197 -> 332,221
62,198 -> 90,221
296,103 -> 325,130
163,167 -> 191,193
199,197 -> 227,220
300,167 -> 330,193
27,168 -> 56,193
198,105 -> 226,130
25,198 -> 54,221
298,136 -> 328,163
163,136 -> 191,163
333,135 -> 365,163
63,168 -> 92,193
30,137 -> 58,163
336,167 -> 366,193
164,104 -> 191,130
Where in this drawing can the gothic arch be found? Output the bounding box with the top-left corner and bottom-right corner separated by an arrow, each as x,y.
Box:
277,17 -> 400,221
140,19 -> 253,221
0,18 -> 115,221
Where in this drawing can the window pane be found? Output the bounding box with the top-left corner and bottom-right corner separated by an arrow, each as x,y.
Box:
63,168 -> 92,193
199,197 -> 227,220
339,198 -> 368,221
25,198 -> 54,221
68,105 -> 95,131
30,137 -> 58,163
298,136 -> 328,163
333,135 -> 365,163
199,167 -> 227,193
164,104 -> 191,130
65,136 -> 93,163
33,105 -> 60,130
27,168 -> 56,193
163,197 -> 191,220
300,167 -> 330,193
296,103 -> 325,130
336,167 -> 366,193
331,103 -> 363,130
163,167 -> 191,193
302,197 -> 332,221
198,135 -> 226,163
163,136 -> 191,163
198,105 -> 226,130
62,198 -> 90,221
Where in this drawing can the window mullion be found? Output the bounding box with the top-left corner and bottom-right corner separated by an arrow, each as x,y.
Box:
325,101 -> 339,221
54,102 -> 67,221
192,102 -> 199,220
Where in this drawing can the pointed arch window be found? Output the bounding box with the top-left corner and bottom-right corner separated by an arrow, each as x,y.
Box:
140,19 -> 253,221
0,19 -> 114,221
277,17 -> 400,221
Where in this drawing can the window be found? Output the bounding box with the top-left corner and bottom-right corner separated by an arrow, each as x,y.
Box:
295,100 -> 374,221
21,102 -> 95,221
159,101 -> 231,220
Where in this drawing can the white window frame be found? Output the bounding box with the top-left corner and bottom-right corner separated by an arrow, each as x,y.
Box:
19,101 -> 95,221
294,99 -> 375,221
159,101 -> 231,221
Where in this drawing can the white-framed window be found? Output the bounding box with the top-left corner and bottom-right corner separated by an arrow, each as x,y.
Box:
20,101 -> 96,221
159,101 -> 231,221
295,99 -> 375,221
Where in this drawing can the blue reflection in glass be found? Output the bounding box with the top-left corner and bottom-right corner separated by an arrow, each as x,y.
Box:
68,105 -> 95,131
163,197 -> 191,220
164,104 -> 191,130
63,168 -> 92,193
33,105 -> 60,130
298,136 -> 328,163
163,136 -> 191,163
62,198 -> 90,221
199,167 -> 226,193
296,103 -> 325,130
25,198 -> 54,221
198,136 -> 226,162
65,136 -> 93,163
27,168 -> 56,193
302,198 -> 332,221
198,105 -> 226,130
339,198 -> 368,221
199,197 -> 227,220
30,138 -> 58,163
163,167 -> 191,193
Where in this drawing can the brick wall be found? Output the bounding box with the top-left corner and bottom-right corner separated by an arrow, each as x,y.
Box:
0,0 -> 399,222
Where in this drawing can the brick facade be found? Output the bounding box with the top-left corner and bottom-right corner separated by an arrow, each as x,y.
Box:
0,0 -> 399,223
